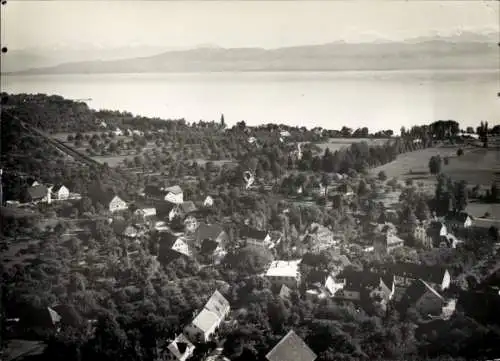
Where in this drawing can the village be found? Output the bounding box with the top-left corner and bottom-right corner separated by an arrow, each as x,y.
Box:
1,93 -> 500,361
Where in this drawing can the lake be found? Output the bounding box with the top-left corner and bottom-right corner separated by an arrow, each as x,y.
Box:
2,70 -> 499,131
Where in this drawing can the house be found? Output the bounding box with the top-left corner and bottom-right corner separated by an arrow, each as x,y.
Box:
131,202 -> 157,219
169,201 -> 198,221
25,184 -> 50,204
240,226 -> 281,249
375,262 -> 451,291
89,187 -> 128,213
112,220 -> 141,239
183,290 -> 230,343
157,232 -> 191,259
51,184 -> 70,201
445,211 -> 473,230
302,223 -> 339,253
203,195 -> 214,207
438,233 -> 463,249
398,279 -> 456,319
334,270 -> 395,310
374,225 -> 404,254
265,260 -> 302,288
165,334 -> 196,361
265,330 -> 317,361
163,185 -> 184,204
416,221 -> 448,248
8,304 -> 62,337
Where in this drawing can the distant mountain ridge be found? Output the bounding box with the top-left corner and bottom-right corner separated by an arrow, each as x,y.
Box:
5,32 -> 498,74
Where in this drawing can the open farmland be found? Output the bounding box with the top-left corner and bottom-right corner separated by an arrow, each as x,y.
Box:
371,145 -> 499,186
314,137 -> 393,153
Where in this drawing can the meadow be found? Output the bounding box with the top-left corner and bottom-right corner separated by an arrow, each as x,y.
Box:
314,137 -> 393,153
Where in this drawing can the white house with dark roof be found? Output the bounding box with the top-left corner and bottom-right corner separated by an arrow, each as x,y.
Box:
266,330 -> 317,361
240,226 -> 281,249
163,185 -> 184,204
183,290 -> 230,343
265,260 -> 302,288
165,334 -> 195,361
52,184 -> 70,201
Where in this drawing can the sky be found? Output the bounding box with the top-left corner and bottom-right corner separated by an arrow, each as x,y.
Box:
2,1 -> 499,51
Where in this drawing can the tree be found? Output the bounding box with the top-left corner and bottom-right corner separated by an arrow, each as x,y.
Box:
490,182 -> 498,202
220,113 -> 226,128
223,246 -> 274,276
457,148 -> 464,157
378,171 -> 387,182
428,155 -> 442,175
455,180 -> 468,211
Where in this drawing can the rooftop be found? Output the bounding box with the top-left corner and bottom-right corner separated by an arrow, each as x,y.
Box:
266,260 -> 302,278
266,330 -> 317,361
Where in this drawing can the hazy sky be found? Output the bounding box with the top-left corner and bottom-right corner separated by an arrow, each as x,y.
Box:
3,1 -> 498,50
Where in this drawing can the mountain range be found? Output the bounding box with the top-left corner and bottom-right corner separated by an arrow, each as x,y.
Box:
4,32 -> 498,74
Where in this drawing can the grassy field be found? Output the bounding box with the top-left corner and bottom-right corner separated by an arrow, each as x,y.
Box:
314,138 -> 393,153
371,146 -> 499,187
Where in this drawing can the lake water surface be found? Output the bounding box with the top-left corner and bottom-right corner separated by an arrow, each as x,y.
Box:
2,70 -> 499,131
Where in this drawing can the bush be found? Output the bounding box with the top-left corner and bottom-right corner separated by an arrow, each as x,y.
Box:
457,148 -> 464,156
378,171 -> 388,181
444,157 -> 449,165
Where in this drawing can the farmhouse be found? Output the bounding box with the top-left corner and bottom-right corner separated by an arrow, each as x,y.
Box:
265,330 -> 317,361
398,279 -> 456,319
265,260 -> 302,288
445,211 -> 473,230
25,184 -> 51,204
334,270 -> 395,308
51,184 -> 70,201
375,262 -> 451,291
183,290 -> 230,343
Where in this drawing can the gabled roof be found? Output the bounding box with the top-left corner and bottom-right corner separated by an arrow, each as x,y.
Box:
378,262 -> 448,285
178,201 -> 197,214
88,185 -> 121,205
190,290 -> 230,334
196,223 -> 226,243
399,279 -> 443,311
266,330 -> 317,361
240,225 -> 268,241
165,185 -> 183,194
27,185 -> 48,200
144,185 -> 165,198
204,290 -> 230,319
338,269 -> 393,292
167,334 -> 195,360
52,184 -> 68,193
